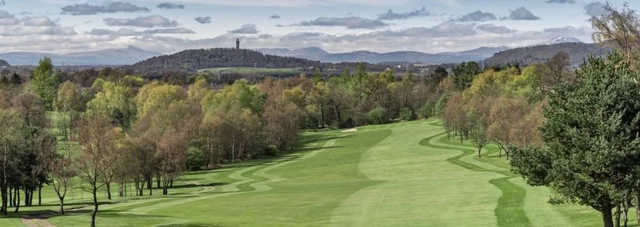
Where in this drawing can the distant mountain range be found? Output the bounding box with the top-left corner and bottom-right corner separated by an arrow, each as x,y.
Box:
0,46 -> 160,66
484,42 -> 611,67
545,36 -> 583,45
0,59 -> 8,67
0,36 -> 608,70
257,46 -> 509,64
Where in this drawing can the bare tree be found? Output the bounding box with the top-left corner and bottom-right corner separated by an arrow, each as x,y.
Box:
74,115 -> 115,227
49,147 -> 74,215
591,3 -> 640,63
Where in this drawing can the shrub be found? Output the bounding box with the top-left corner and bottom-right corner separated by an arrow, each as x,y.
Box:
419,101 -> 436,119
434,94 -> 450,115
186,146 -> 205,171
399,107 -> 414,121
367,107 -> 387,124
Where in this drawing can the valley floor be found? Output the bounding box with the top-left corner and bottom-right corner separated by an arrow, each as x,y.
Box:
0,119 -> 617,226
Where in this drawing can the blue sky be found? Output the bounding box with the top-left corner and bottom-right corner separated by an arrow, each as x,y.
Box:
0,0 -> 633,54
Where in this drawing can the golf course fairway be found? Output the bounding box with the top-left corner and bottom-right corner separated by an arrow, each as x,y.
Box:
3,119 -> 610,226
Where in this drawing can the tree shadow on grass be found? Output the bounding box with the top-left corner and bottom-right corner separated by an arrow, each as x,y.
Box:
0,207 -> 161,220
184,132 -> 346,176
297,134 -> 348,146
156,223 -> 225,227
171,182 -> 227,190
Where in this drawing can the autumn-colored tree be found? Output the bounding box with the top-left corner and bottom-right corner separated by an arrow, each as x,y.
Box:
0,109 -> 23,214
12,92 -> 53,207
307,81 -> 329,128
74,114 -> 115,227
262,81 -> 303,151
389,72 -> 417,118
49,144 -> 74,214
134,83 -> 196,195
101,128 -> 126,200
443,92 -> 469,141
486,97 -> 527,158
591,3 -> 640,63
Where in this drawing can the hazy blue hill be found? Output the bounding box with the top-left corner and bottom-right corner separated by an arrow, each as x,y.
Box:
484,42 -> 611,67
0,46 -> 160,66
0,59 -> 8,67
258,46 -> 508,64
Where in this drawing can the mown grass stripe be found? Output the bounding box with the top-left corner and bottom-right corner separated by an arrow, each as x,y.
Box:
420,131 -> 532,227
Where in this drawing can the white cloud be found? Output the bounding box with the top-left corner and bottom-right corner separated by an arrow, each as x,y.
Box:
229,24 -> 258,34
503,7 -> 540,20
295,17 -> 387,29
107,23 -> 592,54
377,7 -> 429,20
585,2 -> 607,17
61,2 -> 149,15
104,15 -> 179,28
144,0 -> 409,7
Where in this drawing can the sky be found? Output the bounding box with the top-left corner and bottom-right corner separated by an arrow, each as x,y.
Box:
0,0 -> 634,54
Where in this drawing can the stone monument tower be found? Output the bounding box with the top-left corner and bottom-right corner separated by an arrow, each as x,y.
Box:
236,38 -> 240,50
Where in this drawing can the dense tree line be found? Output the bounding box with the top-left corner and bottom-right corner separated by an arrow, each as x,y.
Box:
130,48 -> 323,76
441,5 -> 640,227
0,50 -> 446,225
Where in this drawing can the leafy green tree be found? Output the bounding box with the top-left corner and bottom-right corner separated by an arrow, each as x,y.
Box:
186,146 -> 205,171
452,62 -> 481,90
31,58 -> 59,110
55,81 -> 83,140
512,53 -> 640,227
0,108 -> 24,214
418,101 -> 435,119
431,66 -> 449,82
398,107 -> 414,121
87,81 -> 136,129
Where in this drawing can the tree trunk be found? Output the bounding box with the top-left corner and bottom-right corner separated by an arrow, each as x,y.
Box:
91,181 -> 98,227
14,186 -> 19,213
162,183 -> 168,196
119,180 -> 124,197
38,186 -> 41,206
11,187 -> 15,207
636,193 -> 640,225
26,188 -> 32,207
146,175 -> 152,189
146,175 -> 152,196
23,189 -> 27,207
623,198 -> 629,227
615,204 -> 621,227
603,207 -> 614,227
1,184 -> 6,215
58,196 -> 65,215
1,147 -> 6,214
106,182 -> 111,200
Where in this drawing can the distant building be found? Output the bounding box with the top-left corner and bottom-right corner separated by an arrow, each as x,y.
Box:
236,38 -> 240,50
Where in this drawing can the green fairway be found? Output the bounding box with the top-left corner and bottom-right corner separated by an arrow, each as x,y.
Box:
198,67 -> 300,75
2,119 -> 614,226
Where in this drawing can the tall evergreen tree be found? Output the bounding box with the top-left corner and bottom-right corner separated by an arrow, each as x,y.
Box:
511,52 -> 640,227
31,58 -> 59,110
